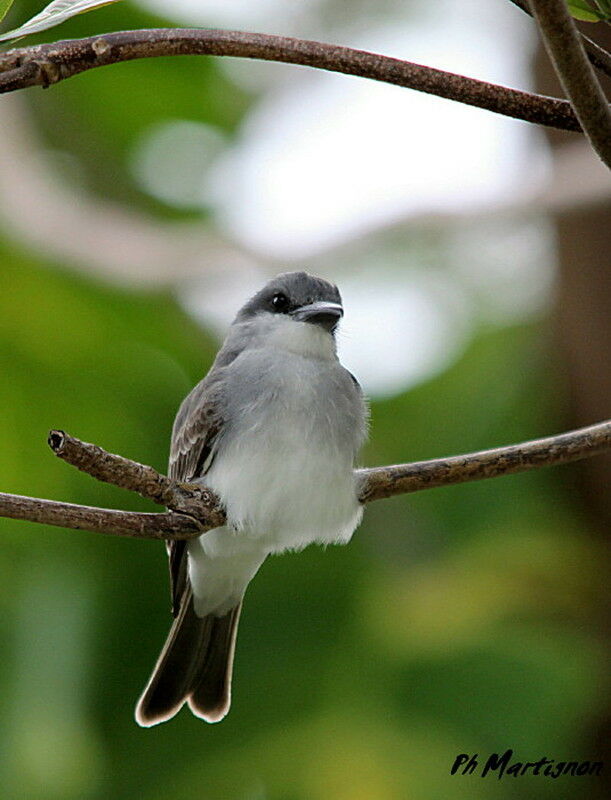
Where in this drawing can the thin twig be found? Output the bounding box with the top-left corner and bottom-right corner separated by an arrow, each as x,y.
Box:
0,28 -> 585,132
528,0 -> 611,168
48,430 -> 225,525
509,0 -> 611,78
0,492 -> 203,539
1,421 -> 609,540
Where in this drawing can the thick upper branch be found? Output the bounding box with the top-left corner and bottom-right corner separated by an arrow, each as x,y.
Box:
509,0 -> 611,78
0,28 -> 585,132
528,0 -> 611,168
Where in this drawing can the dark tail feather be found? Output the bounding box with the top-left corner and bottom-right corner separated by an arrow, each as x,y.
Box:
188,603 -> 242,723
135,589 -> 242,727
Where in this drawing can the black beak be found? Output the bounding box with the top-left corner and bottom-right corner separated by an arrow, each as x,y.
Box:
291,301 -> 344,333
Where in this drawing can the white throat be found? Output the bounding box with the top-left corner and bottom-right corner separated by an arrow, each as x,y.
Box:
256,314 -> 337,360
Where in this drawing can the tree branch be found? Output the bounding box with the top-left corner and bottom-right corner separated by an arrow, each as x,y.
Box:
1,421 -> 609,539
0,492 -> 202,539
528,0 -> 611,168
0,28 -> 588,132
357,419 -> 611,501
509,0 -> 611,78
48,430 -> 225,525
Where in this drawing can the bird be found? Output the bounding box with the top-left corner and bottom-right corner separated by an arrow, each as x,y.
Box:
135,271 -> 368,726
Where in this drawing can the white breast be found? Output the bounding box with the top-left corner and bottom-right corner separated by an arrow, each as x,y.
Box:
187,317 -> 366,615
202,319 -> 364,555
206,399 -> 361,553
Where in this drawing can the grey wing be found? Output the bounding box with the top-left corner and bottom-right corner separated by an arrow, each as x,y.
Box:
166,376 -> 225,617
344,367 -> 369,453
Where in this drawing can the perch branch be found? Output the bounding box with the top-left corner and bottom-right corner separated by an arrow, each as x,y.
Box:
48,430 -> 225,525
509,0 -> 611,78
528,0 -> 611,168
0,493 -> 202,539
0,421 -> 609,539
0,28 -> 588,132
357,419 -> 611,501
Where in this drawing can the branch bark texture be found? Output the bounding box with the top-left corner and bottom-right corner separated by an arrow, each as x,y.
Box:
48,430 -> 225,525
0,493 -> 201,539
528,0 -> 611,168
357,420 -> 611,501
0,421 -> 609,540
0,28 -> 587,132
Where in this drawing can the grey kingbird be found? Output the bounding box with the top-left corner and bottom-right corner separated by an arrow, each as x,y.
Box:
135,272 -> 368,726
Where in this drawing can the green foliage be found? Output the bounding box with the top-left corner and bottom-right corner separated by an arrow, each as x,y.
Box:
0,248 -> 604,800
0,0 -> 121,42
0,0 -> 15,24
22,2 -> 250,215
567,0 -> 611,22
0,2 -> 605,795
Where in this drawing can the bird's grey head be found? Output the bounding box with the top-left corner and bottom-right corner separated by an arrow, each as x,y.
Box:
235,272 -> 343,335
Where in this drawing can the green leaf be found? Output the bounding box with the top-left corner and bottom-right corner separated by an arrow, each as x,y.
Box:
0,1 -> 15,25
593,0 -> 611,15
0,0 -> 121,43
567,0 -> 608,21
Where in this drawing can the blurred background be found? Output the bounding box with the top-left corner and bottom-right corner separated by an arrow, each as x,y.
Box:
0,1 -> 609,798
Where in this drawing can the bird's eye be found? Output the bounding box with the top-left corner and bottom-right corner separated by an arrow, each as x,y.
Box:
271,292 -> 290,313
